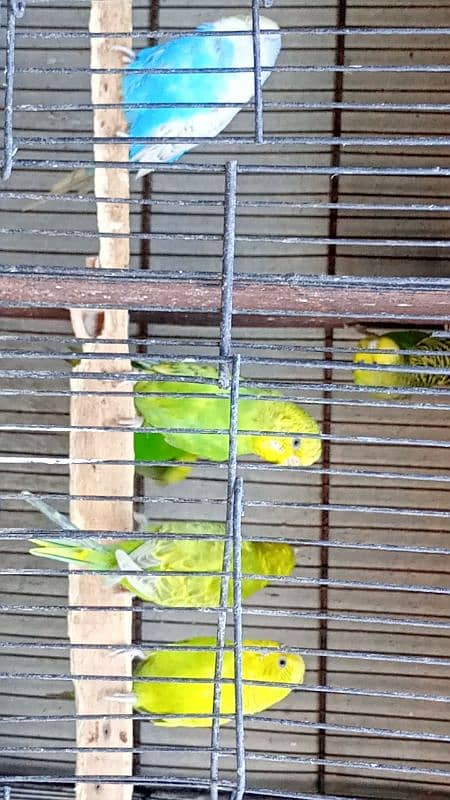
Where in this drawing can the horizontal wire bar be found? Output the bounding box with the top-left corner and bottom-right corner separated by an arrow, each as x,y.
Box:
4,343 -> 450,360
1,712 -> 448,745
13,25 -> 450,39
1,383 -> 449,403
1,740 -> 450,772
0,749 -> 447,778
6,225 -> 450,248
6,527 -> 450,559
1,569 -> 449,594
1,674 -> 447,704
7,517 -> 450,548
3,351 -> 450,376
1,643 -> 449,666
2,418 -> 450,448
13,158 -> 450,177
0,775 -> 442,800
3,415 -> 450,445
3,600 -> 450,635
1,459 -> 449,485
6,192 -> 450,214
1,388 -> 450,412
4,491 -> 450,520
13,100 -> 450,113
13,63 -> 450,75
13,134 -> 450,149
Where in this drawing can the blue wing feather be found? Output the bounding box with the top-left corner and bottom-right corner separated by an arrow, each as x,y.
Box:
123,31 -> 235,160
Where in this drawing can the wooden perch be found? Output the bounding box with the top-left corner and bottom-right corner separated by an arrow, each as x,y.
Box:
68,2 -> 134,799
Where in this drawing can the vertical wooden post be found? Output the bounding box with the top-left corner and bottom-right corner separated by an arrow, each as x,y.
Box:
68,2 -> 134,799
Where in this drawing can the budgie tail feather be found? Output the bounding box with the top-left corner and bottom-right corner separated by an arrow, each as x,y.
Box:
22,168 -> 95,211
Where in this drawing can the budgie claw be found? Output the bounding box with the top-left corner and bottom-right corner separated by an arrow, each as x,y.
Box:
111,45 -> 136,65
112,646 -> 147,661
105,692 -> 137,704
116,415 -> 143,429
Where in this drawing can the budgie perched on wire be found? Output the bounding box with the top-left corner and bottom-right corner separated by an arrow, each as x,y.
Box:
353,330 -> 450,397
109,637 -> 305,726
61,353 -> 321,482
30,517 -> 295,608
26,15 -> 281,205
131,360 -> 322,482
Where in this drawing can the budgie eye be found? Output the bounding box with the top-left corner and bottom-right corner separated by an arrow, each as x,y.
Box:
278,657 -> 287,668
292,438 -> 301,449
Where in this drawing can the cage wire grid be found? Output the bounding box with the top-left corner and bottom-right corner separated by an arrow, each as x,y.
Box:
1,0 -> 450,799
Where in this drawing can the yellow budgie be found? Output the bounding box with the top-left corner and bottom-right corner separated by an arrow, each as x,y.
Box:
111,637 -> 305,727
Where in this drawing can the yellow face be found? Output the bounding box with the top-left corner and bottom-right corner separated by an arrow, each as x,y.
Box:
251,411 -> 322,467
261,650 -> 305,686
353,336 -> 405,393
243,640 -> 305,686
353,336 -> 401,368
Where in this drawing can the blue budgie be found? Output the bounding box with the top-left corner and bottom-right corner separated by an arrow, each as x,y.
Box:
28,15 -> 281,204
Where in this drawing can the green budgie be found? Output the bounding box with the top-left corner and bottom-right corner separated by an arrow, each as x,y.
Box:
353,330 -> 450,396
132,360 -> 322,482
29,514 -> 295,607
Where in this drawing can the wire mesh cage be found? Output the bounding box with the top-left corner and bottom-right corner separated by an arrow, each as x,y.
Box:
0,0 -> 450,799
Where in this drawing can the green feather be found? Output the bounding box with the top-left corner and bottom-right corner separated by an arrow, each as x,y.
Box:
30,520 -> 295,608
132,360 -> 321,468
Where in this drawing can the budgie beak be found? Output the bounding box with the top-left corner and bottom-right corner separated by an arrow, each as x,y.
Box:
281,455 -> 302,467
281,436 -> 322,468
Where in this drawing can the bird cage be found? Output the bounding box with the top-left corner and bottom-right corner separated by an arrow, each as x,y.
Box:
0,0 -> 449,800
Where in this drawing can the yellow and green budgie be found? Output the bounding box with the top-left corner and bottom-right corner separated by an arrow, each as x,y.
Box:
111,636 -> 304,726
353,330 -> 450,397
30,518 -> 295,608
133,360 -> 322,483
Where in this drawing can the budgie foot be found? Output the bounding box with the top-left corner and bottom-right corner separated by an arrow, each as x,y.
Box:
112,45 -> 136,65
111,646 -> 147,661
116,415 -> 144,429
105,692 -> 138,704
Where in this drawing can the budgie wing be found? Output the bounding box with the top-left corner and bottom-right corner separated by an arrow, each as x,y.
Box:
134,430 -> 195,483
133,360 -> 220,381
134,360 -> 279,395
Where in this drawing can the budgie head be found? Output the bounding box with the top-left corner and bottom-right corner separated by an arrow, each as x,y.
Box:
243,640 -> 305,686
353,335 -> 407,390
250,404 -> 322,467
199,15 -> 281,80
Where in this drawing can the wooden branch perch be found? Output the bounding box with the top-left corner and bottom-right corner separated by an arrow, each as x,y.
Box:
68,2 -> 134,799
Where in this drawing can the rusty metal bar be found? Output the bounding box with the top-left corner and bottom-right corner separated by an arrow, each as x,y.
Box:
0,274 -> 448,324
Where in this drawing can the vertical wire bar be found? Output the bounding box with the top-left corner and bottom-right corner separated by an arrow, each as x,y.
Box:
317,0 -> 347,793
2,0 -> 25,181
231,476 -> 246,800
133,0 -> 161,779
139,0 -> 159,273
251,0 -> 264,144
218,160 -> 238,389
209,354 -> 241,800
